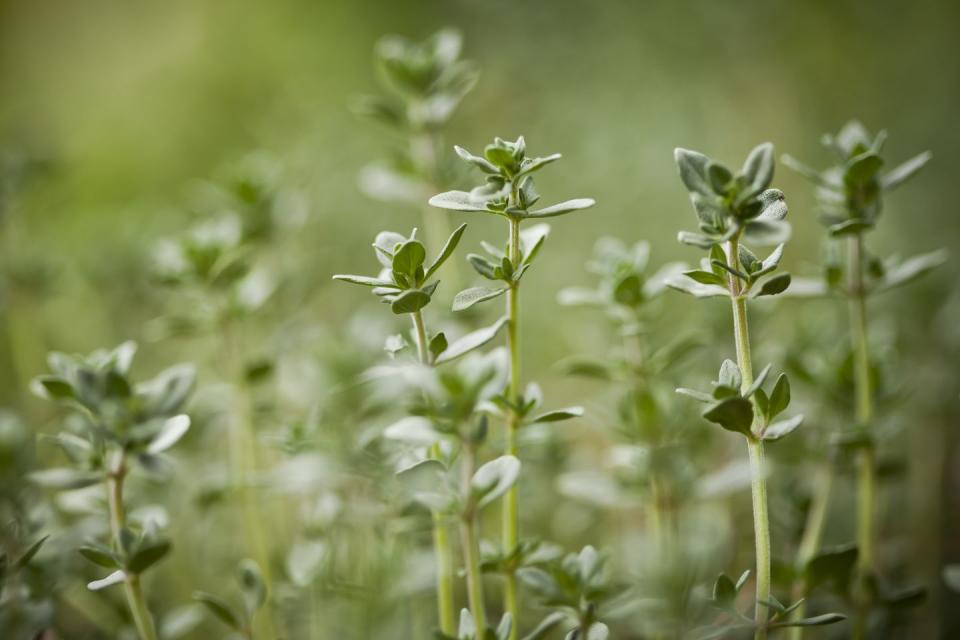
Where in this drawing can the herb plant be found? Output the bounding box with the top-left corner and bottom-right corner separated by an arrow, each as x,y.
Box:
783,120 -> 947,637
30,342 -> 195,640
430,135 -> 592,637
670,143 -> 844,638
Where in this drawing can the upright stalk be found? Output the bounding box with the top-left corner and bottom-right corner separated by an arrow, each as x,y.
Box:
106,452 -> 158,640
848,234 -> 875,638
412,311 -> 456,636
502,215 -> 522,638
726,237 -> 771,640
788,465 -> 834,640
460,443 -> 487,633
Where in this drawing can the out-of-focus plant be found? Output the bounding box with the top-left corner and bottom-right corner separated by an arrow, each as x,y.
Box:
29,342 -> 195,640
557,238 -> 716,637
193,558 -> 267,639
430,135 -> 592,638
353,28 -> 478,263
150,156 -> 304,636
517,545 -> 623,639
335,223 -> 516,635
783,121 -> 946,637
670,144 -> 845,639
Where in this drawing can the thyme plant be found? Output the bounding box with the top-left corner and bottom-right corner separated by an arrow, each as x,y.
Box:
783,120 -> 946,636
353,28 -> 478,261
670,144 -> 844,638
430,135 -> 592,637
334,223 -> 513,635
30,342 -> 195,640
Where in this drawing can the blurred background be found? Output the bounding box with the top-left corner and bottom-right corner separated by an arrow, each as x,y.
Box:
1,0 -> 958,638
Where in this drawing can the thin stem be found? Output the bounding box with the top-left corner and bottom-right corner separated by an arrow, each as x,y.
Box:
848,234 -> 875,639
223,320 -> 277,639
788,465 -> 834,640
106,452 -> 158,640
460,444 -> 487,633
411,313 -> 456,635
433,512 -> 456,636
412,311 -> 430,364
725,238 -> 770,640
503,215 -> 522,639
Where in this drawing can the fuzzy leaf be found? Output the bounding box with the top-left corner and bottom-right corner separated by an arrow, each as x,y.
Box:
452,286 -> 506,311
435,317 -> 508,364
471,455 -> 521,509
703,397 -> 753,436
425,223 -> 468,280
763,415 -> 803,441
526,198 -> 595,219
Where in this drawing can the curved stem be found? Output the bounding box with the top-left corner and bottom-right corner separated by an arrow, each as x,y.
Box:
503,216 -> 522,639
106,452 -> 158,640
725,238 -> 770,640
411,313 -> 456,635
848,234 -> 874,639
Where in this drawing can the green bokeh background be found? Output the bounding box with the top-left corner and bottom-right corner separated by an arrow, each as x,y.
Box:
2,0 -> 958,637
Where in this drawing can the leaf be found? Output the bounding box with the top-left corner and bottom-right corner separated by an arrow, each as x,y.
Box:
528,406 -> 584,424
435,317 -> 508,364
29,468 -> 103,490
526,198 -> 595,219
743,364 -> 771,398
88,570 -> 126,591
147,415 -> 191,454
684,270 -> 726,286
667,275 -> 728,298
429,332 -> 448,361
452,286 -> 506,312
15,535 -> 49,570
458,608 -> 477,639
127,539 -> 172,574
674,148 -> 713,196
586,623 -> 610,640
425,223 -> 468,279
763,415 -> 803,441
844,151 -> 883,185
828,220 -> 873,237
712,573 -> 737,610
742,142 -> 775,191
391,289 -> 432,314
384,417 -> 442,445
193,591 -> 243,630
454,146 -> 499,174
518,153 -> 562,177
429,190 -> 489,212
805,544 -> 858,591
768,373 -> 790,418
718,359 -> 742,389
392,240 -> 427,279
79,544 -> 119,569
31,376 -> 76,401
471,455 -> 521,509
703,397 -> 754,436
881,151 -> 931,191
238,559 -> 267,614
770,613 -> 846,628
676,387 -> 714,403
521,612 -> 566,640
332,274 -> 395,287
677,231 -> 717,249
879,249 -> 947,291
736,570 -> 751,591
755,273 -> 791,297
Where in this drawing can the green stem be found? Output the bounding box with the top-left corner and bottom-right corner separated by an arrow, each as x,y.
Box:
433,512 -> 456,636
848,234 -> 874,639
106,452 -> 158,640
460,444 -> 487,633
412,313 -> 456,635
788,465 -> 834,640
726,238 -> 770,640
503,216 -> 522,639
223,321 -> 277,639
